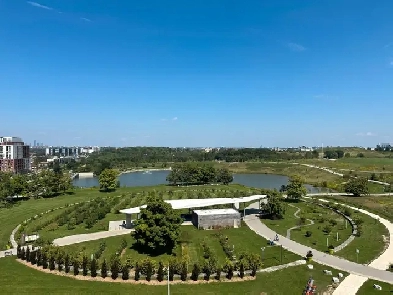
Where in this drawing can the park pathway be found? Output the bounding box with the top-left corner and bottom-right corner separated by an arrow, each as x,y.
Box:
53,229 -> 134,246
245,201 -> 393,286
286,204 -> 314,239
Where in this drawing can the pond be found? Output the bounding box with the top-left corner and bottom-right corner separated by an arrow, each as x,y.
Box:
73,170 -> 326,193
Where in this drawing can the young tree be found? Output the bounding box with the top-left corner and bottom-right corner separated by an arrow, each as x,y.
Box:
216,168 -> 234,185
36,249 -> 42,266
90,258 -> 97,277
17,245 -> 21,259
42,252 -> 48,269
239,261 -> 245,279
57,251 -> 64,272
223,259 -> 234,279
203,256 -> 217,281
215,265 -> 222,280
134,263 -> 140,281
64,254 -> 70,273
249,254 -> 261,276
73,258 -> 80,276
110,256 -> 120,280
191,263 -> 201,281
98,168 -> 118,191
156,261 -> 165,282
121,264 -> 129,280
26,247 -> 31,262
168,258 -> 177,281
180,260 -> 188,281
286,175 -> 307,201
20,247 -> 26,260
82,255 -> 89,276
101,259 -> 108,278
49,253 -> 56,271
30,250 -> 37,265
344,177 -> 369,197
132,195 -> 183,254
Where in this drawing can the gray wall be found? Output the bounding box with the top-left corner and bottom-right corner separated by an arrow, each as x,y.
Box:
192,212 -> 241,229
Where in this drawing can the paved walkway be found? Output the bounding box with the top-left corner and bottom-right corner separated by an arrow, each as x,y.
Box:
245,201 -> 393,285
53,229 -> 134,246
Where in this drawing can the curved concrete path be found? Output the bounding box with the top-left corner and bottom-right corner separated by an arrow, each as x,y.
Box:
300,163 -> 390,186
53,229 -> 134,246
286,204 -> 314,239
245,201 -> 393,286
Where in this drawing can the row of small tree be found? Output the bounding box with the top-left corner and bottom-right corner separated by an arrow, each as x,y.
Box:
17,245 -> 261,282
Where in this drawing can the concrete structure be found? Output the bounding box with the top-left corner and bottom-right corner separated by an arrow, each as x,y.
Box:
45,146 -> 100,157
120,195 -> 267,229
192,208 -> 241,229
0,136 -> 30,173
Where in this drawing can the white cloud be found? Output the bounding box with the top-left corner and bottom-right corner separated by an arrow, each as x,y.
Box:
287,42 -> 306,52
356,132 -> 377,137
172,117 -> 178,121
80,17 -> 92,22
27,1 -> 53,10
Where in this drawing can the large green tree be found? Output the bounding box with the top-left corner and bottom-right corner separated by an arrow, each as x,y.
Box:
286,175 -> 307,201
132,195 -> 183,254
344,177 -> 369,197
98,168 -> 118,191
262,190 -> 286,219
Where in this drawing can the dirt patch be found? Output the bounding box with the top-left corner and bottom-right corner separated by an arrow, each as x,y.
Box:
120,248 -> 126,257
17,260 -> 255,285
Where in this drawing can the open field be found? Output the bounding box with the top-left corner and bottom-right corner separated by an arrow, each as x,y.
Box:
59,224 -> 299,268
0,257 -> 348,294
1,184 -> 255,250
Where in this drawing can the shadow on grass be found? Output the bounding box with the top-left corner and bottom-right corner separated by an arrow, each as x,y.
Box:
129,242 -> 175,257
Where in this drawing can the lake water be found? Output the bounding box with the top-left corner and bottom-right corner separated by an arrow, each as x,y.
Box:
73,170 -> 325,193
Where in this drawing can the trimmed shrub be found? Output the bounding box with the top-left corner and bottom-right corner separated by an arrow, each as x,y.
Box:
215,266 -> 222,280
110,256 -> 120,280
90,258 -> 97,277
49,254 -> 55,271
21,248 -> 26,260
101,260 -> 108,278
30,251 -> 37,265
180,261 -> 188,281
82,255 -> 89,276
57,251 -> 64,272
305,230 -> 312,237
26,247 -> 31,262
36,249 -> 42,266
121,264 -> 129,280
42,253 -> 48,269
17,245 -> 21,259
73,258 -> 80,276
157,262 -> 165,282
134,263 -> 140,281
64,254 -> 70,273
239,262 -> 245,279
191,263 -> 201,281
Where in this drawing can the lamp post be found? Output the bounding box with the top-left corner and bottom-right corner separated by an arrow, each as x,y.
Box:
356,249 -> 359,263
167,265 -> 170,295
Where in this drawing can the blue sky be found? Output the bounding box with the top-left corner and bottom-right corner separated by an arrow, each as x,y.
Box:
1,1 -> 392,147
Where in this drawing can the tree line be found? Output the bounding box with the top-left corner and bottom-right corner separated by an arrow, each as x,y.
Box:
0,168 -> 72,204
166,163 -> 233,185
71,147 -> 322,175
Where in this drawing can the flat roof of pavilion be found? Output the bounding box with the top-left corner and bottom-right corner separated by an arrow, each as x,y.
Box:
119,194 -> 267,214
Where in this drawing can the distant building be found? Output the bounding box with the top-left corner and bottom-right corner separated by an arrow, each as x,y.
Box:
45,146 -> 100,157
0,136 -> 30,173
299,146 -> 314,152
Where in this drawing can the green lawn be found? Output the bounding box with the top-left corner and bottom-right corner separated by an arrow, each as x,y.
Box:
2,184 -> 255,249
357,279 -> 393,294
263,201 -> 353,252
59,224 -> 300,268
0,257 -> 348,294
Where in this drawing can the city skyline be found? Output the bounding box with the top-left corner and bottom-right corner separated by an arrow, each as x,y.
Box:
1,1 -> 393,147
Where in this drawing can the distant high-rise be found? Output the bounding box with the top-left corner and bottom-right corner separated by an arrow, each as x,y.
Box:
0,136 -> 30,173
34,140 -> 36,147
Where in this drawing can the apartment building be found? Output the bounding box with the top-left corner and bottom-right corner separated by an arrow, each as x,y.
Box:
0,136 -> 30,173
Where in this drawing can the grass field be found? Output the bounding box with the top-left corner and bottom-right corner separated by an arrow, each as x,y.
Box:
0,257 -> 348,294
262,200 -> 388,264
262,201 -> 353,252
0,184 -> 254,250
59,224 -> 299,268
357,279 -> 393,294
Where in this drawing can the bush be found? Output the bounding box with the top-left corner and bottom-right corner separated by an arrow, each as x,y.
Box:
323,225 -> 332,234
90,258 -> 97,277
344,208 -> 352,217
17,245 -> 21,259
101,260 -> 107,278
94,241 -> 106,259
305,230 -> 312,237
73,258 -> 80,276
215,266 -> 222,280
329,219 -> 338,226
223,259 -> 234,280
42,252 -> 48,269
191,263 -> 201,281
110,256 -> 121,280
36,249 -> 42,266
239,262 -> 245,279
30,251 -> 37,265
57,251 -> 64,272
328,245 -> 334,250
121,264 -> 129,280
139,258 -> 156,281
134,263 -> 140,281
202,240 -> 212,259
157,262 -> 165,282
64,254 -> 70,273
168,258 -> 177,281
26,247 -> 31,262
203,256 -> 217,281
49,254 -> 55,271
82,255 -> 89,276
180,261 -> 188,281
